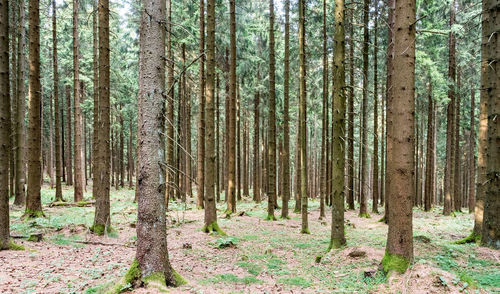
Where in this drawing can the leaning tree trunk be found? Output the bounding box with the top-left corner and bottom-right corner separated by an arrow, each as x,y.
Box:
383,0 -> 415,273
481,0 -> 499,249
14,0 -> 26,206
26,0 -> 43,217
329,0 -> 346,249
0,0 -> 11,249
92,0 -> 111,235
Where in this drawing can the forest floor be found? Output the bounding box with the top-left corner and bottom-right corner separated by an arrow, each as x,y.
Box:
1,185 -> 499,294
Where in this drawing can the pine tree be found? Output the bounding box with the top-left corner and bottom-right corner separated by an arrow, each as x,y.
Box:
267,0 -> 277,221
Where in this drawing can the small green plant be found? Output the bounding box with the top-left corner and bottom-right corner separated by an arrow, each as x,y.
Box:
278,276 -> 312,288
215,236 -> 238,249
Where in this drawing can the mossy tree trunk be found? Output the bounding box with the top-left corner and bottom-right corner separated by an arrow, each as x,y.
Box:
383,0 -> 416,274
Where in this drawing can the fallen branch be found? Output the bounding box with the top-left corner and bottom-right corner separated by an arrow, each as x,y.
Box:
48,201 -> 95,207
73,240 -> 134,248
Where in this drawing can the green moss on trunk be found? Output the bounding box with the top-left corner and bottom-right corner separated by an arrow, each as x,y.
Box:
359,212 -> 371,218
90,224 -> 112,235
9,241 -> 25,251
201,221 -> 227,236
265,214 -> 277,221
381,252 -> 410,274
23,209 -> 45,219
455,232 -> 481,244
328,238 -> 344,251
300,228 -> 311,234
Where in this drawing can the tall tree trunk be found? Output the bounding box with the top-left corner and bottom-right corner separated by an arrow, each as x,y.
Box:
226,0 -> 237,214
92,0 -> 98,199
319,0 -> 327,220
380,82 -> 385,206
242,119 -> 248,197
196,0 -> 205,209
383,0 -> 415,273
93,0 -> 111,235
372,0 -> 379,214
216,74 -> 220,201
444,0 -> 456,216
0,0 -> 10,249
468,87 -> 475,213
454,68 -> 462,211
48,87 -> 54,189
236,85 -> 241,201
298,0 -> 309,234
481,0 -> 499,249
128,117 -> 133,189
203,0 -> 222,234
424,79 -> 434,212
120,111 -> 124,188
14,0 -> 26,206
383,0 -> 395,223
135,0 -> 184,286
73,0 -> 84,201
165,0 -> 174,206
26,0 -> 43,217
9,0 -> 16,200
281,0 -> 290,219
359,0 -> 370,218
347,4 -> 355,210
65,85 -> 73,186
329,0 -> 346,249
267,0 -> 277,221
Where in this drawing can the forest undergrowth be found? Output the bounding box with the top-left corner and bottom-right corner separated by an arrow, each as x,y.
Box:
1,185 -> 498,294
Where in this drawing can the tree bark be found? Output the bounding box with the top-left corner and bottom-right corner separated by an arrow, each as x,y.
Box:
196,0 -> 205,209
0,0 -> 10,249
14,0 -> 26,206
93,0 -> 111,234
92,0 -> 98,199
65,85 -> 73,187
330,0 -> 346,249
73,0 -> 84,201
481,0 -> 499,249
319,0 -> 327,220
383,0 -> 415,273
298,0 -> 308,234
347,5 -> 355,210
253,88 -> 260,203
26,0 -> 43,217
372,0 -> 379,214
267,0 -> 277,221
281,0 -> 290,219
424,79 -> 434,212
165,0 -> 174,206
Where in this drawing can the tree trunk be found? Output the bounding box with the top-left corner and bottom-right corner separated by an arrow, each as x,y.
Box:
468,87 -> 476,213
26,0 -> 43,217
65,85 -> 73,186
73,0 -> 84,201
196,0 -> 205,208
165,0 -> 174,206
48,87 -> 54,189
383,0 -> 415,273
319,0 -> 327,220
136,0 -> 183,286
216,74 -> 220,201
203,0 -> 222,234
266,0 -> 277,220
92,0 -> 98,199
119,111 -> 124,188
347,5 -> 355,210
481,0 -> 499,249
281,0 -> 290,219
243,119 -> 248,197
0,0 -> 11,249
454,67 -> 462,211
253,88 -> 260,203
93,0 -> 111,235
329,0 -> 346,249
372,0 -> 379,214
236,85 -> 241,201
298,0 -> 308,234
9,0 -> 16,200
14,0 -> 26,206
444,0 -> 456,216
424,79 -> 434,212
128,117 -> 133,189
359,0 -> 369,218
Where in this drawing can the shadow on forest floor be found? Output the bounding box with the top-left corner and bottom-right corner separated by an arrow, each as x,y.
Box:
1,184 -> 499,293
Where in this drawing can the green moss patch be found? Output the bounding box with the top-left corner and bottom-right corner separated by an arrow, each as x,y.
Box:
381,252 -> 410,274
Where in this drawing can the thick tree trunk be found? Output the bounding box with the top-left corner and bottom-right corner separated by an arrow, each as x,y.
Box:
0,0 -> 10,249
9,0 -> 16,200
14,0 -> 26,206
203,0 -> 221,234
26,0 -> 43,217
329,0 -> 346,249
281,0 -> 290,219
93,0 -> 111,234
481,0 -> 499,248
383,0 -> 415,273
73,0 -> 84,201
136,0 -> 183,286
298,0 -> 308,234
